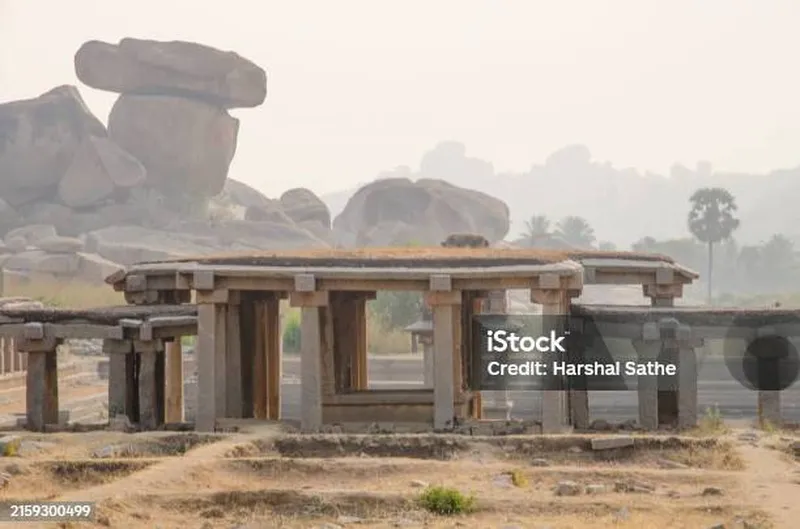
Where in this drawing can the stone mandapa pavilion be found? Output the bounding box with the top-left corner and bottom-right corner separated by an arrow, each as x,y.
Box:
104,247 -> 700,433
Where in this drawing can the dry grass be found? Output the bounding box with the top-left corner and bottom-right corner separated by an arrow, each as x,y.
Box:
133,246 -> 677,266
2,274 -> 124,308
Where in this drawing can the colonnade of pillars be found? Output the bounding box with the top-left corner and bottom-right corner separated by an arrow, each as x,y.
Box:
195,291 -> 284,432
0,337 -> 26,374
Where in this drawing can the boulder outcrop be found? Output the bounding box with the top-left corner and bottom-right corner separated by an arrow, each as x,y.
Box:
333,178 -> 510,246
0,85 -> 106,206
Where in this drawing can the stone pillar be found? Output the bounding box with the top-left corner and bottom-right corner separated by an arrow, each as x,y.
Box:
165,340 -> 184,423
225,295 -> 243,418
352,294 -> 370,391
196,302 -> 227,432
643,282 -> 682,427
755,327 -> 782,427
4,337 -> 15,373
427,275 -> 461,430
531,282 -> 570,433
759,390 -> 781,427
481,290 -> 513,420
265,295 -> 282,420
136,340 -> 166,431
290,281 -> 330,433
421,335 -> 434,387
240,294 -> 257,419
331,292 -> 372,393
676,323 -> 699,429
633,322 -> 660,430
21,337 -> 60,432
104,339 -> 137,421
566,314 -> 590,429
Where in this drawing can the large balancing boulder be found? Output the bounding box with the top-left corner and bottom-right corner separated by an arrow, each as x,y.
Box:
74,38 -> 267,109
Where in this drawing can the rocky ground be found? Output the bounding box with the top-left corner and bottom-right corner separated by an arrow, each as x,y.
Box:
0,423 -> 794,528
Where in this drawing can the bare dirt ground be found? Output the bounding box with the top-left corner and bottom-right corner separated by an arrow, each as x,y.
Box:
0,424 -> 795,529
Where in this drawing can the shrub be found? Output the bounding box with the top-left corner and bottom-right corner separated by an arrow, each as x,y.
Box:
508,469 -> 528,487
282,309 -> 301,354
418,486 -> 475,515
369,291 -> 423,330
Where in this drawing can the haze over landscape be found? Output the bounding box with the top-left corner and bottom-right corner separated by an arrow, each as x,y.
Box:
4,0 -> 800,246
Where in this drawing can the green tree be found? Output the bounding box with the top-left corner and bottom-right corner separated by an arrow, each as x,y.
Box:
519,215 -> 551,246
687,187 -> 740,304
555,216 -> 596,248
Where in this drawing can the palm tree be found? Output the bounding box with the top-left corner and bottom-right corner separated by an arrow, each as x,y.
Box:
555,216 -> 596,248
519,215 -> 552,246
687,187 -> 740,304
523,215 -> 550,242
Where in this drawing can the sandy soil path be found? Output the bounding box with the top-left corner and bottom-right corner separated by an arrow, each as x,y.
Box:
736,435 -> 799,529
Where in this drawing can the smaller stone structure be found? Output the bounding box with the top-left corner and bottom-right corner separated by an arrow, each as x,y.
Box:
0,304 -> 195,431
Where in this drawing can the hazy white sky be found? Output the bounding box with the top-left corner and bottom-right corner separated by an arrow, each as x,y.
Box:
2,0 -> 800,197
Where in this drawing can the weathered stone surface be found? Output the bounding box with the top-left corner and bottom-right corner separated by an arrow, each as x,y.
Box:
5,224 -> 57,246
36,236 -> 85,254
333,178 -> 510,246
35,253 -> 80,274
591,436 -> 634,450
280,188 -> 331,228
76,252 -> 122,284
24,204 -> 76,232
224,178 -> 274,210
554,481 -> 581,496
74,38 -> 267,109
58,136 -> 146,208
108,94 -> 239,198
0,86 -> 106,206
244,204 -> 293,224
0,199 -> 20,236
5,237 -> 26,253
4,250 -> 48,271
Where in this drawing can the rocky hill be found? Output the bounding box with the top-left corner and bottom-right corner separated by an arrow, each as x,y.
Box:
0,38 -> 512,284
322,142 -> 800,248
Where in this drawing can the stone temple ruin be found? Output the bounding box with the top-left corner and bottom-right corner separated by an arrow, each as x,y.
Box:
0,244 -> 795,433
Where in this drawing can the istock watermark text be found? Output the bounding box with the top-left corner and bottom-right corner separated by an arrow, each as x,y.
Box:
485,329 -> 569,353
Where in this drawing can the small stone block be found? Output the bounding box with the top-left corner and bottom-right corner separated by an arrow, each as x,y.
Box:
641,322 -> 660,341
429,274 -> 451,291
125,274 -> 147,292
539,273 -> 561,289
655,267 -> 674,285
294,273 -> 316,292
591,436 -> 634,450
22,322 -> 44,340
193,270 -> 215,290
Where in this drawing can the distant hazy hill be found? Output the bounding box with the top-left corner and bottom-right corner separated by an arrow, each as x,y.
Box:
320,142 -> 800,248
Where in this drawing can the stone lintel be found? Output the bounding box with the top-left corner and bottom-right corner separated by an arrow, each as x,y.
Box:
125,274 -> 147,292
655,267 -> 674,285
196,289 -> 240,305
132,339 -> 165,354
294,273 -> 316,292
16,337 -> 61,353
429,274 -> 452,292
424,290 -> 462,306
530,288 -> 565,306
643,283 -> 683,300
103,339 -> 133,355
290,291 -> 329,308
193,270 -> 215,290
